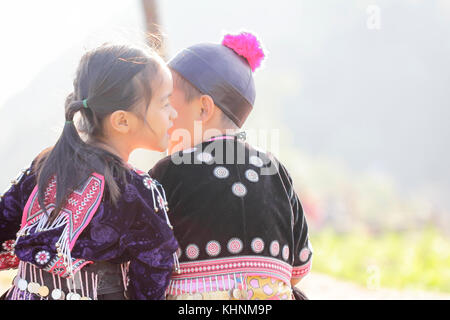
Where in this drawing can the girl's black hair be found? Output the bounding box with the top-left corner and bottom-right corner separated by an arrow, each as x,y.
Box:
34,43 -> 162,221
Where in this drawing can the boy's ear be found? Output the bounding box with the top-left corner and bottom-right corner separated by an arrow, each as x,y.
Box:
109,110 -> 130,134
199,95 -> 216,123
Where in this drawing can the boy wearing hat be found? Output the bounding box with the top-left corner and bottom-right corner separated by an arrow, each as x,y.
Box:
149,32 -> 312,300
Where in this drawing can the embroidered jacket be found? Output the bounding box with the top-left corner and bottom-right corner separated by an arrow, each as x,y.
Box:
0,162 -> 178,300
149,135 -> 312,296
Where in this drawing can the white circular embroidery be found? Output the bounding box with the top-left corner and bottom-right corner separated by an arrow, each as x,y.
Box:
245,169 -> 259,183
213,166 -> 229,179
185,244 -> 200,260
143,177 -> 154,190
206,240 -> 221,257
299,247 -> 311,262
249,155 -> 264,168
231,182 -> 247,197
227,238 -> 243,254
270,240 -> 280,257
34,250 -> 50,265
182,147 -> 197,154
197,152 -> 214,164
251,238 -> 264,253
282,245 -> 290,261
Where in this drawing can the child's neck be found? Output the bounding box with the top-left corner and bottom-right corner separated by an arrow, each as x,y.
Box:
88,138 -> 131,163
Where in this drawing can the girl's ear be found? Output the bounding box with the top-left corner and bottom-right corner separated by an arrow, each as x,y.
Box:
199,94 -> 216,123
109,110 -> 131,134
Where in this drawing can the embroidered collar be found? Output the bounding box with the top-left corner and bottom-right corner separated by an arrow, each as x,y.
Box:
206,132 -> 246,142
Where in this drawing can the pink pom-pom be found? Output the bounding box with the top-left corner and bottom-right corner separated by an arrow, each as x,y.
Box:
222,32 -> 265,72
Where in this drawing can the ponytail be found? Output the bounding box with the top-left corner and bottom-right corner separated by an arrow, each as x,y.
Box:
35,94 -> 124,222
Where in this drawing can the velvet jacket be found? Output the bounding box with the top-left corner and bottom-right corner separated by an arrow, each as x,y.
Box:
150,135 -> 312,294
0,162 -> 178,300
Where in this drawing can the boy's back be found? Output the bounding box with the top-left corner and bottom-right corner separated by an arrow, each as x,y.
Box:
150,135 -> 312,299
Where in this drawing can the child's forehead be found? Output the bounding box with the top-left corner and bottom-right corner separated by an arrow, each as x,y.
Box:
142,64 -> 167,90
151,70 -> 173,102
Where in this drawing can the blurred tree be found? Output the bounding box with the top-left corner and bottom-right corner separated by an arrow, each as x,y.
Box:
141,0 -> 167,60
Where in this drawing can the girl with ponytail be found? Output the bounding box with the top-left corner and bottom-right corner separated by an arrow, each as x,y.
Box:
0,43 -> 179,300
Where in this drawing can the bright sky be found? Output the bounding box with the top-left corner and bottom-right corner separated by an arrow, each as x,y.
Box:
0,0 -> 143,108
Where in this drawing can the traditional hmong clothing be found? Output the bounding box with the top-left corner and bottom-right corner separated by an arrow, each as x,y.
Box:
0,162 -> 178,300
150,134 -> 313,300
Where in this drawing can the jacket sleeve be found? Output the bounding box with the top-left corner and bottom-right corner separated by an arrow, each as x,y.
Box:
118,174 -> 179,300
278,161 -> 313,281
0,166 -> 33,270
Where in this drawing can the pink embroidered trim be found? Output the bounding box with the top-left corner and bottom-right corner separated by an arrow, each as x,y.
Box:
207,136 -> 235,142
20,173 -> 104,277
130,166 -> 147,176
44,256 -> 93,278
22,174 -> 104,246
67,173 -> 104,250
171,256 -> 293,285
291,260 -> 312,279
21,177 -> 57,227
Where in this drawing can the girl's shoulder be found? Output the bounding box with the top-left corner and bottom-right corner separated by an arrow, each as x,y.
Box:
126,165 -> 164,189
2,162 -> 37,202
119,165 -> 172,230
122,165 -> 167,210
5,149 -> 54,197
